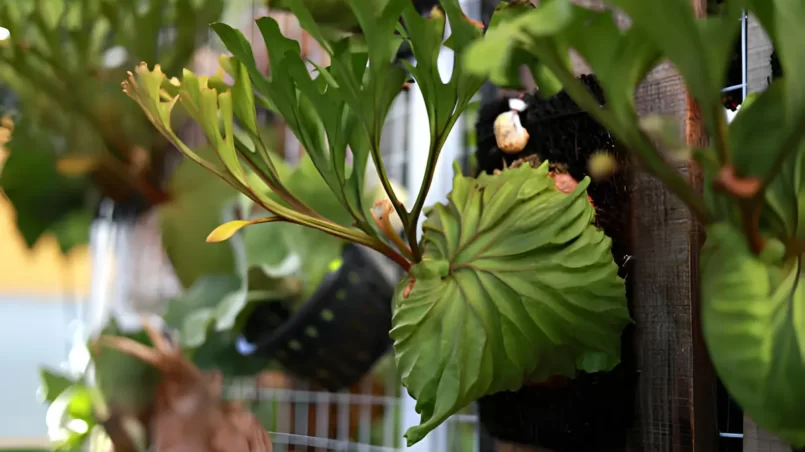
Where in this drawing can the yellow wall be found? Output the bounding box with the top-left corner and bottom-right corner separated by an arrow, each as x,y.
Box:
0,195 -> 91,298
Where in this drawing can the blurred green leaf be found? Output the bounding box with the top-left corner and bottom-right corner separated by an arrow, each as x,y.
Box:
46,383 -> 97,452
729,80 -> 788,180
158,147 -> 240,288
162,274 -> 243,348
38,368 -> 79,404
0,123 -> 88,253
92,320 -> 161,415
702,223 -> 805,448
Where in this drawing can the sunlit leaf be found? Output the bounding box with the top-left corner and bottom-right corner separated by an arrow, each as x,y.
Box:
207,217 -> 285,243
392,162 -> 629,445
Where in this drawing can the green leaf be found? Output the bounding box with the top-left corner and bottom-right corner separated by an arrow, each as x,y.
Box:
391,163 -> 629,445
254,154 -> 351,298
209,22 -> 272,96
464,0 -> 573,82
729,80 -> 789,180
159,147 -> 240,288
45,383 -> 97,452
701,223 -> 805,448
230,57 -> 259,135
162,274 -> 243,348
560,8 -> 662,125
760,140 -> 804,245
746,0 -> 805,127
92,320 -> 161,415
38,368 -> 78,404
0,123 -> 88,252
607,0 -> 737,121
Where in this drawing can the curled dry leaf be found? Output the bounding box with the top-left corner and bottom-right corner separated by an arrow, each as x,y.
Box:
95,321 -> 273,452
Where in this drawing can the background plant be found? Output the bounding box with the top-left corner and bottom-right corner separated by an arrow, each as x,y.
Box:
124,0 -> 630,444
463,0 -> 805,447
0,0 -> 223,255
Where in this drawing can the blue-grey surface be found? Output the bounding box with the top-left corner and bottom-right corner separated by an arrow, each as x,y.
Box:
0,296 -> 77,440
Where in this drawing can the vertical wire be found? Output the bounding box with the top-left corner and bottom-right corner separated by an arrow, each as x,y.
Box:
741,10 -> 748,101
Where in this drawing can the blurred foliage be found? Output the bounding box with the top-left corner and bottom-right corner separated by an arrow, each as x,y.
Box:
0,0 -> 224,252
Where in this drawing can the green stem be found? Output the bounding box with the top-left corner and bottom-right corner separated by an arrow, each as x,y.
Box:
538,45 -> 713,225
229,153 -> 412,270
709,102 -> 731,167
755,128 -> 805,197
368,138 -> 412,247
407,114 -> 463,260
235,137 -> 321,217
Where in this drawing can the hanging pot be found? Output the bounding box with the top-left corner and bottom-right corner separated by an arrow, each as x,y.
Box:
474,74 -> 637,452
238,244 -> 396,391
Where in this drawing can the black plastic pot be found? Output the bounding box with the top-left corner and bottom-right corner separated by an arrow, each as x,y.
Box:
238,244 -> 396,391
474,74 -> 637,452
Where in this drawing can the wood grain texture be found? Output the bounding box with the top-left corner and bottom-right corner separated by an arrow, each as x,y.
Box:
628,59 -> 717,451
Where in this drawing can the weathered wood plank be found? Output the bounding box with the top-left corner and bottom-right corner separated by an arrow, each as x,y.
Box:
628,58 -> 717,451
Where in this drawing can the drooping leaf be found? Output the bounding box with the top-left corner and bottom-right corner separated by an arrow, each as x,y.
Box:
701,223 -> 805,448
391,162 -> 629,445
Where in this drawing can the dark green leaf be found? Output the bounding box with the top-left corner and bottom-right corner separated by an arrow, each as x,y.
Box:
392,163 -> 629,445
38,368 -> 78,404
210,22 -> 272,96
746,0 -> 805,126
729,80 -> 788,180
51,210 -> 92,255
0,126 -> 88,252
760,140 -> 804,244
606,0 -> 735,118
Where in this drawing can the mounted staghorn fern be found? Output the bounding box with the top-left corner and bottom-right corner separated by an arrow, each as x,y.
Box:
0,0 -> 224,254
123,0 -> 629,444
463,0 -> 805,447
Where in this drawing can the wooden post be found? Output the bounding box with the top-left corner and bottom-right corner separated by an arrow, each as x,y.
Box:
627,0 -> 719,443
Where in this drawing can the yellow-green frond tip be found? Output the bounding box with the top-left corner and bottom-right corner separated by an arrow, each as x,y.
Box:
206,217 -> 283,243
